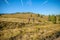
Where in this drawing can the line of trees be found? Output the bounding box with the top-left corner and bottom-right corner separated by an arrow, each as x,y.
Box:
48,15 -> 60,24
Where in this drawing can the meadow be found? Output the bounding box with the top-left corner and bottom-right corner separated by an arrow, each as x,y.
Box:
0,12 -> 60,40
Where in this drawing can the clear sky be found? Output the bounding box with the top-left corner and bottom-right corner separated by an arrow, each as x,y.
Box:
0,0 -> 60,15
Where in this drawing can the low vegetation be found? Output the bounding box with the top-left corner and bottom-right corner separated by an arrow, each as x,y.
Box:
0,12 -> 60,40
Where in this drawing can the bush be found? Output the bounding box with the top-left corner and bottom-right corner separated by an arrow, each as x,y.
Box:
48,15 -> 56,24
37,14 -> 40,17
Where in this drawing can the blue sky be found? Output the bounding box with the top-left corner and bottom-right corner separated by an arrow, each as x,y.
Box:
0,0 -> 60,15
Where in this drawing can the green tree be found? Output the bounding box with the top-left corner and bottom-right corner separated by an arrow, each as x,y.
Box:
58,15 -> 60,21
0,14 -> 2,16
57,15 -> 60,23
37,14 -> 40,17
53,16 -> 56,24
48,15 -> 56,24
48,15 -> 51,21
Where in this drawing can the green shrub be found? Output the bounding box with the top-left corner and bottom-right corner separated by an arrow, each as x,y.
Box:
48,15 -> 56,24
37,14 -> 40,17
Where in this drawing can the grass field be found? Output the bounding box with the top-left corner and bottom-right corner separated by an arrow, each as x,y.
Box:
0,13 -> 60,40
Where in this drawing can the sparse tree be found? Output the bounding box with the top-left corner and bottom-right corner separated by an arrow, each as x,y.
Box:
48,15 -> 56,24
58,15 -> 60,21
37,14 -> 40,17
53,16 -> 56,24
57,15 -> 60,24
48,15 -> 51,21
0,14 -> 1,16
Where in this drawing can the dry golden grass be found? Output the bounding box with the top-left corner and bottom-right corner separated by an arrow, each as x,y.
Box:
0,13 -> 60,40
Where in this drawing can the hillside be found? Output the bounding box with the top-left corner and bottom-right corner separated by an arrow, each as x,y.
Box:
0,12 -> 60,40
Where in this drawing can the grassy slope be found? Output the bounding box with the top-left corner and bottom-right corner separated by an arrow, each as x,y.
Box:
0,13 -> 60,40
